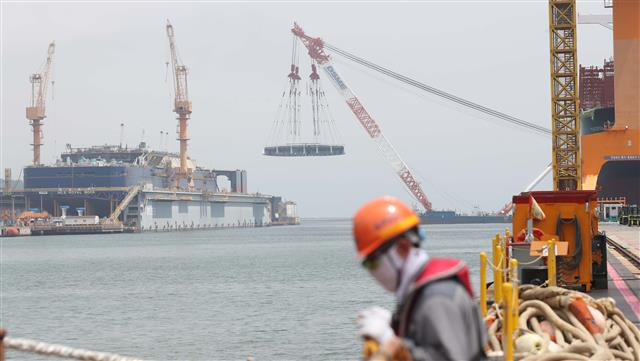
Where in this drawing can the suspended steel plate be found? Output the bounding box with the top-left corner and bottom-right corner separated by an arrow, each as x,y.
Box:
264,144 -> 345,157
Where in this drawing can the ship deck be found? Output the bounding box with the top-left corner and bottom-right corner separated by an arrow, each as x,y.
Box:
593,223 -> 640,327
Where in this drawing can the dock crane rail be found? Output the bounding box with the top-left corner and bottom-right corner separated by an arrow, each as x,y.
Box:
324,42 -> 552,137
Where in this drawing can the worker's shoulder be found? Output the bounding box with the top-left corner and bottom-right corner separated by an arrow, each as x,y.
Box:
419,277 -> 469,301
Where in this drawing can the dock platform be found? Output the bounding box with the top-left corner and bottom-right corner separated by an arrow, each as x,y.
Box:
593,223 -> 640,326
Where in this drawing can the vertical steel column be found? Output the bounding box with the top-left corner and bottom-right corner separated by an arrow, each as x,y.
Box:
548,0 -> 581,191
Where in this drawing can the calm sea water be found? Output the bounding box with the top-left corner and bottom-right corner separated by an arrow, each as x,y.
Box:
1,219 -> 506,361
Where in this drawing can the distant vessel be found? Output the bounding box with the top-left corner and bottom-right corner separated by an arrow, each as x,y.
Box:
420,210 -> 510,225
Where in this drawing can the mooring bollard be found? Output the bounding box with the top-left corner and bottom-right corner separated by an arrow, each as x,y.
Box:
548,238 -> 556,287
480,252 -> 487,317
502,282 -> 514,361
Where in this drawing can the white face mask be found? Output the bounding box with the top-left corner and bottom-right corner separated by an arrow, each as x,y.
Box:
369,245 -> 405,292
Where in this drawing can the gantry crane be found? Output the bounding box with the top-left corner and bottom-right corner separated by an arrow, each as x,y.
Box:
166,20 -> 193,187
26,41 -> 55,166
292,23 -> 432,211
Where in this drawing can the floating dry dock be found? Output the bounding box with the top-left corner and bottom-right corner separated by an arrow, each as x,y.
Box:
1,144 -> 298,232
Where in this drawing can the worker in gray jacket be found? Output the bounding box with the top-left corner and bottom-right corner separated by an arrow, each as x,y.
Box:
353,196 -> 487,361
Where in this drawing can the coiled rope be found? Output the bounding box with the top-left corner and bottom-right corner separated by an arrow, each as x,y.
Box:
485,285 -> 640,360
2,335 -> 144,361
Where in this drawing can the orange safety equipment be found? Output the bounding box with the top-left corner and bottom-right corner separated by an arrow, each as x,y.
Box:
353,196 -> 420,259
515,227 -> 545,242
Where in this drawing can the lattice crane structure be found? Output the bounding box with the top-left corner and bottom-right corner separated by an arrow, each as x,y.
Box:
26,41 -> 55,166
166,20 -> 193,187
548,0 -> 581,191
292,23 -> 432,211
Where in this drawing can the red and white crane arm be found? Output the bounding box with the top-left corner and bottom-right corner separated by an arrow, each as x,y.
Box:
292,23 -> 432,211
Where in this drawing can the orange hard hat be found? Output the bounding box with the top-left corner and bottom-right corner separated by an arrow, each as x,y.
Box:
353,196 -> 420,259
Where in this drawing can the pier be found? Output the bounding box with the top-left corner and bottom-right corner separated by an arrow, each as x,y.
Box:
594,223 -> 640,327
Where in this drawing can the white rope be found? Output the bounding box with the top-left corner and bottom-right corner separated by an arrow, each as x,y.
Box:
4,337 -> 145,361
486,258 -> 511,273
487,245 -> 549,271
517,254 -> 547,266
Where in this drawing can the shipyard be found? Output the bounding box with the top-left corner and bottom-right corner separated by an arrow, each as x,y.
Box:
1,1 -> 639,361
1,20 -> 299,237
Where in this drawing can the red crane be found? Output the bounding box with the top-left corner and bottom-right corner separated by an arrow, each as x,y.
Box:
26,41 -> 55,166
292,23 -> 432,211
166,20 -> 193,188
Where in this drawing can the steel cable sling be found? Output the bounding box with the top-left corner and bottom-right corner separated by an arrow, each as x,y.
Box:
325,43 -> 552,137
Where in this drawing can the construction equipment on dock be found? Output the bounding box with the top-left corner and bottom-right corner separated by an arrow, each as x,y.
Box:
106,184 -> 142,223
548,0 -> 582,192
26,41 -> 55,166
166,20 -> 193,188
509,0 -> 607,292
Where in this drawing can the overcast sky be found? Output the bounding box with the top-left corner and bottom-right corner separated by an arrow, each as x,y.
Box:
1,1 -> 613,217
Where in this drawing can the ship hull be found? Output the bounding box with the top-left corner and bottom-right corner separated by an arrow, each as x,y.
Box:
420,211 -> 511,225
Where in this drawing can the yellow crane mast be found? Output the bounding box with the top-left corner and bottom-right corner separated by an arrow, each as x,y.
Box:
548,0 -> 581,191
26,41 -> 55,166
510,0 -> 606,292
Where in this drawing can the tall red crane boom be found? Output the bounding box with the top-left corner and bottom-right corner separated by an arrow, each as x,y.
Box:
26,41 -> 55,166
166,20 -> 192,186
292,23 -> 432,211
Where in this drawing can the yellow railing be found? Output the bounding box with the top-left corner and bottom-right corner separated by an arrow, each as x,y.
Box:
502,282 -> 515,361
492,234 -> 503,301
479,229 -> 560,361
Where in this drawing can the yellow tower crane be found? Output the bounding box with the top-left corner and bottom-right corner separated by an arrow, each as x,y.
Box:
510,0 -> 607,292
26,41 -> 55,166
